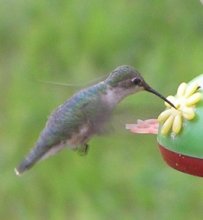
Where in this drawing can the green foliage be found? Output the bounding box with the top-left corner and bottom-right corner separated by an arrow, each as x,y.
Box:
1,0 -> 203,219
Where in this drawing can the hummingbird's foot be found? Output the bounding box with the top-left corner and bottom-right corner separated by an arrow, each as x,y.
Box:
78,143 -> 89,156
83,143 -> 89,154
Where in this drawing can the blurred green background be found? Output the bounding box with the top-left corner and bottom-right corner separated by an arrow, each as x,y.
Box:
1,0 -> 203,219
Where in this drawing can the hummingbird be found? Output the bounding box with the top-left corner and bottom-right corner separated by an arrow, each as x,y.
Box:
15,65 -> 175,175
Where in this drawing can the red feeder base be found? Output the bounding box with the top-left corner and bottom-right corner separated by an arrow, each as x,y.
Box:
159,145 -> 203,177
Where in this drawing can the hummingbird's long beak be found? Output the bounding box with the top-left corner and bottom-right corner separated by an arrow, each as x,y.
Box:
144,84 -> 176,109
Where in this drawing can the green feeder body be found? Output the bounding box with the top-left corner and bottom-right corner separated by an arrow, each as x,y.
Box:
157,74 -> 203,177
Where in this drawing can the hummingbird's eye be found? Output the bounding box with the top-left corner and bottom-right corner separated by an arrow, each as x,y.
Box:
132,77 -> 142,85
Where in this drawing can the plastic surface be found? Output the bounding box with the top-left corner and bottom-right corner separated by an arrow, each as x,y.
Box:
157,74 -> 203,158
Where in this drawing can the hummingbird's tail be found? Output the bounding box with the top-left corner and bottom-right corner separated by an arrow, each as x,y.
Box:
15,142 -> 64,176
15,158 -> 36,176
15,149 -> 42,176
14,143 -> 48,176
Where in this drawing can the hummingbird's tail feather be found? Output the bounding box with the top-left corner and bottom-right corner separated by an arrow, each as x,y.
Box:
15,142 -> 65,175
15,158 -> 37,176
14,144 -> 49,176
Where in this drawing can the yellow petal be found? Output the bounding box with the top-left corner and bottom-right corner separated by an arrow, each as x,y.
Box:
177,83 -> 187,97
186,92 -> 202,106
182,107 -> 195,120
184,83 -> 199,98
164,96 -> 177,107
158,109 -> 172,123
172,115 -> 182,134
161,115 -> 174,135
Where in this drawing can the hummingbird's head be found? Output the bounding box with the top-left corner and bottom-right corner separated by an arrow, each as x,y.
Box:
105,65 -> 143,89
105,65 -> 175,108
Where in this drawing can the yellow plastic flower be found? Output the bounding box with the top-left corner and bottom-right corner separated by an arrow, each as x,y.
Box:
158,82 -> 202,135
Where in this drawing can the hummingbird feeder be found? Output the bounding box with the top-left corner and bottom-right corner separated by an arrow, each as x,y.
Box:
126,74 -> 203,177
